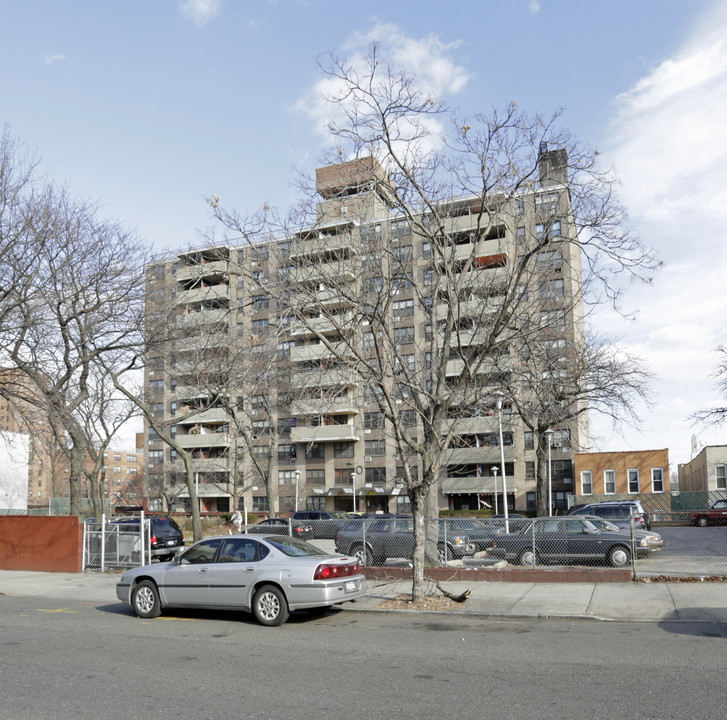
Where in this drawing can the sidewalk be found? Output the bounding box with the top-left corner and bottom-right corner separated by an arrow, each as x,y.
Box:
2,569 -> 726,622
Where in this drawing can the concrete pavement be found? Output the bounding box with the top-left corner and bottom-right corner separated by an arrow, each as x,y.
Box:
1,568 -> 726,622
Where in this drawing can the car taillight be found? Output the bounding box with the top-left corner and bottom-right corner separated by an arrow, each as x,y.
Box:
314,561 -> 360,580
150,535 -> 158,547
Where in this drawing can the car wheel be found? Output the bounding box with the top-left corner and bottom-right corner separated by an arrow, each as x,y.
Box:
608,545 -> 631,568
131,580 -> 161,619
352,544 -> 374,566
252,585 -> 289,627
696,516 -> 708,528
438,544 -> 453,562
518,549 -> 537,567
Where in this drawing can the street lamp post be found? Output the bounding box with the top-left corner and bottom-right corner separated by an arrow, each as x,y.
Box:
497,398 -> 509,534
294,470 -> 300,512
350,471 -> 357,513
490,466 -> 499,515
544,429 -> 554,517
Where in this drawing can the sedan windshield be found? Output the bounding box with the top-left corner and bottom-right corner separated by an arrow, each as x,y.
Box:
265,536 -> 329,557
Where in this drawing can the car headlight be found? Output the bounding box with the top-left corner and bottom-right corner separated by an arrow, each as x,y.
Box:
639,538 -> 648,547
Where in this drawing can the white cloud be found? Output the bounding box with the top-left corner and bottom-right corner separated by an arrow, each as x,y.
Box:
44,54 -> 66,66
593,1 -> 727,464
178,0 -> 221,27
295,22 -> 469,155
528,0 -> 541,15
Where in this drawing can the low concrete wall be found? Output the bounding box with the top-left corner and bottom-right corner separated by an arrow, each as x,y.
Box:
362,565 -> 632,583
0,516 -> 83,572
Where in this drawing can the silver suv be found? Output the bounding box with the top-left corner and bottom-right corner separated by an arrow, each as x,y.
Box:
568,501 -> 651,530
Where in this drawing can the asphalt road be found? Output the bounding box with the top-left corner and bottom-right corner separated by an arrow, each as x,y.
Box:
2,593 -> 726,720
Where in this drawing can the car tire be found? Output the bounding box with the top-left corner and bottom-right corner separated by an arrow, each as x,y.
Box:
608,545 -> 631,568
696,516 -> 708,528
518,549 -> 537,567
131,580 -> 161,619
438,544 -> 453,562
252,584 -> 289,627
351,544 -> 374,566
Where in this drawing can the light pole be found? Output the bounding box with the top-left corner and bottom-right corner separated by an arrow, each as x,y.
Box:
544,429 -> 554,516
490,466 -> 499,515
294,470 -> 300,512
350,471 -> 357,513
496,398 -> 509,534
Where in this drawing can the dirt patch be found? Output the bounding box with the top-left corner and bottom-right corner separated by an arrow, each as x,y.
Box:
379,594 -> 461,612
640,575 -> 727,583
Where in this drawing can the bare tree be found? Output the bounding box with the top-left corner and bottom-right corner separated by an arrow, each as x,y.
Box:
0,130 -> 147,516
209,47 -> 656,600
692,345 -> 727,427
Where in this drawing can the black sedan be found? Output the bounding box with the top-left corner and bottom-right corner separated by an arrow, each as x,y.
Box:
488,516 -> 650,568
246,518 -> 314,540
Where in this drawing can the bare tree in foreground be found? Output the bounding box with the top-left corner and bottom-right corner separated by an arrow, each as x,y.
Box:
211,46 -> 656,600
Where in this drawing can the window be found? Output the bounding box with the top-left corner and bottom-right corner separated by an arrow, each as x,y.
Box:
395,354 -> 415,373
277,340 -> 295,358
422,241 -> 432,258
251,446 -> 270,460
524,432 -> 534,450
539,279 -> 564,299
128,455 -> 137,463
365,439 -> 386,457
516,226 -> 527,246
305,443 -> 325,460
392,245 -> 413,264
252,497 -> 270,512
148,450 -> 163,465
252,295 -> 269,312
393,326 -> 415,344
306,496 -> 326,510
366,467 -> 387,485
717,465 -> 727,490
307,469 -> 325,485
333,442 -> 354,458
335,468 -> 353,484
278,470 -> 296,486
251,318 -> 269,334
392,299 -> 415,317
525,461 -> 535,481
252,419 -> 271,436
148,379 -> 164,393
400,410 -> 416,427
651,468 -> 664,493
604,469 -> 616,494
277,444 -> 296,462
391,218 -> 411,238
627,469 -> 640,493
364,412 -> 385,430
540,309 -> 566,332
580,470 -> 593,495
537,250 -> 562,269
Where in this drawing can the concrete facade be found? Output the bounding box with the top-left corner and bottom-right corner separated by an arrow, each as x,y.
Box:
144,152 -> 588,515
678,445 -> 727,492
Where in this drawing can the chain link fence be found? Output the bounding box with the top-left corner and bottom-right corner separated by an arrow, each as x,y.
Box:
83,515 -> 152,572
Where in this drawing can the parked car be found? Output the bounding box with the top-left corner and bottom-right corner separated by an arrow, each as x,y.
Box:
487,516 -> 650,568
486,513 -> 532,534
116,534 -> 366,626
246,517 -> 313,540
690,499 -> 727,527
110,516 -> 184,562
567,501 -> 652,530
442,517 -> 499,553
334,515 -> 476,565
289,511 -> 351,539
578,514 -> 664,550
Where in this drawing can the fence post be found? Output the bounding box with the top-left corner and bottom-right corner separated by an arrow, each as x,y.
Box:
101,513 -> 107,573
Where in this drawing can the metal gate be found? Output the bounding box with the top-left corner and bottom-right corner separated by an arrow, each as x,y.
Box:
83,514 -> 152,572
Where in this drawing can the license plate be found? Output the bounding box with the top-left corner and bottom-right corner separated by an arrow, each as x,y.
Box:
344,581 -> 356,593
167,540 -> 176,546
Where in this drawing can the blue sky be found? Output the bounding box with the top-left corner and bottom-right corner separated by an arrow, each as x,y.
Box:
2,0 -> 726,469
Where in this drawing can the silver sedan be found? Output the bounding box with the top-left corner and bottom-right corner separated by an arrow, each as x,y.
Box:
116,534 -> 367,626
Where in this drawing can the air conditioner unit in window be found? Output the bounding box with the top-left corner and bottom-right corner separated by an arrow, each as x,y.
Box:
553,440 -> 562,448
364,456 -> 373,462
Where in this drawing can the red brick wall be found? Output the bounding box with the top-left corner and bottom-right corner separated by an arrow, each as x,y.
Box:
0,516 -> 83,572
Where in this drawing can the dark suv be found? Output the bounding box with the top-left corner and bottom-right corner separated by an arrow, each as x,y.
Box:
568,501 -> 651,530
335,515 -> 475,565
111,516 -> 185,561
289,511 -> 351,539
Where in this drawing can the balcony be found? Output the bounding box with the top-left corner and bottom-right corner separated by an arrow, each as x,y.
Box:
173,458 -> 230,473
443,416 -> 513,434
290,342 -> 347,363
175,284 -> 229,305
175,432 -> 230,450
289,260 -> 356,286
291,367 -> 355,389
178,308 -> 228,327
289,313 -> 354,339
290,424 -> 360,444
291,397 -> 359,416
445,445 -> 515,465
175,408 -> 229,425
176,260 -> 228,282
289,232 -> 356,261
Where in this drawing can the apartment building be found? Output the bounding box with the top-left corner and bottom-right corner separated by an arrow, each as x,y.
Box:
679,445 -> 727,492
144,150 -> 588,515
